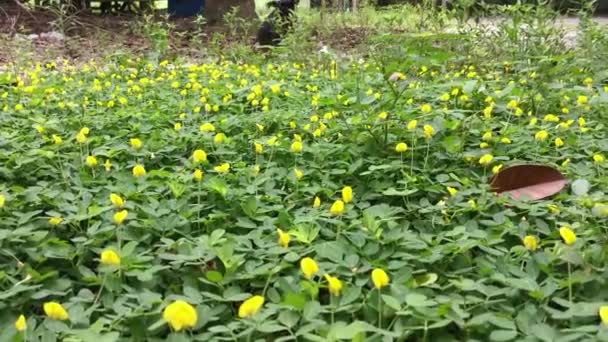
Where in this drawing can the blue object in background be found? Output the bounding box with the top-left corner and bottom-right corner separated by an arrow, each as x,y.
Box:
168,0 -> 205,17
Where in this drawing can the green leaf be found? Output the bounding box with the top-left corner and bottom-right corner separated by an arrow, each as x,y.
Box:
531,323 -> 557,342
283,292 -> 307,310
381,294 -> 401,310
414,273 -> 438,287
302,301 -> 321,321
441,135 -> 463,153
339,286 -> 361,306
490,330 -> 518,341
205,271 -> 224,283
205,177 -> 228,198
405,293 -> 433,307
382,188 -> 418,196
257,322 -> 286,333
278,310 -> 300,328
240,196 -> 258,218
167,181 -> 186,198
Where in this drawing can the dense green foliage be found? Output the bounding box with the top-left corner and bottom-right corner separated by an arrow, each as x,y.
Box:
1,3 -> 608,341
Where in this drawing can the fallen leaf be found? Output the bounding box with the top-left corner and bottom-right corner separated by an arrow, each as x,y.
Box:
490,164 -> 567,200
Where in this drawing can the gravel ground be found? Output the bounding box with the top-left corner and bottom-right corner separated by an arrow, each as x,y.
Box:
462,16 -> 608,48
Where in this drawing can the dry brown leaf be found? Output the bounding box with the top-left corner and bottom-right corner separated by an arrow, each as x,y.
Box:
490,164 -> 567,200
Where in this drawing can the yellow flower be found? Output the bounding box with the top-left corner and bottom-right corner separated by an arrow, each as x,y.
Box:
0,194 -> 5,208
238,295 -> 265,318
130,138 -> 142,150
193,169 -> 203,182
377,111 -> 388,120
300,257 -> 319,279
543,114 -> 560,122
254,142 -> 263,154
52,134 -> 62,144
558,120 -> 574,130
483,105 -> 493,119
214,163 -> 230,174
330,200 -> 345,216
277,228 -> 290,248
407,120 -> 418,131
500,137 -> 512,144
447,187 -> 458,197
86,156 -> 98,167
133,164 -> 146,177
104,159 -> 112,172
554,138 -> 564,148
578,117 -> 586,127
294,168 -> 303,180
534,130 -> 548,141
113,210 -> 128,225
15,314 -> 26,332
174,123 -> 182,131
313,196 -> 321,208
576,95 -> 588,105
559,226 -> 576,245
593,154 -> 605,163
423,125 -> 435,139
395,142 -> 408,153
324,274 -> 343,296
76,132 -> 87,144
267,136 -> 278,146
523,235 -> 538,251
110,193 -> 124,209
507,99 -> 518,109
479,154 -> 494,166
290,141 -> 303,153
213,133 -> 226,144
583,77 -> 593,86
48,216 -> 62,226
420,104 -> 432,114
548,204 -> 560,214
482,132 -> 492,141
192,149 -> 207,163
600,306 -> 608,325
43,302 -> 69,321
34,124 -> 45,134
480,142 -> 489,149
100,249 -> 121,266
200,122 -> 216,132
342,186 -> 353,203
371,268 -> 390,289
163,300 -> 198,331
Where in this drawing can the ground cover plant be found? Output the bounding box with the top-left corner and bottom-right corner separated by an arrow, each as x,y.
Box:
1,3 -> 608,341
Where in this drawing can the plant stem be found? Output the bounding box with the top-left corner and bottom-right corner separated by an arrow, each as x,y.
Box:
410,135 -> 415,176
567,261 -> 572,307
330,295 -> 335,325
422,320 -> 428,342
197,182 -> 201,230
377,289 -> 382,329
93,273 -> 107,306
423,141 -> 430,170
262,272 -> 273,296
